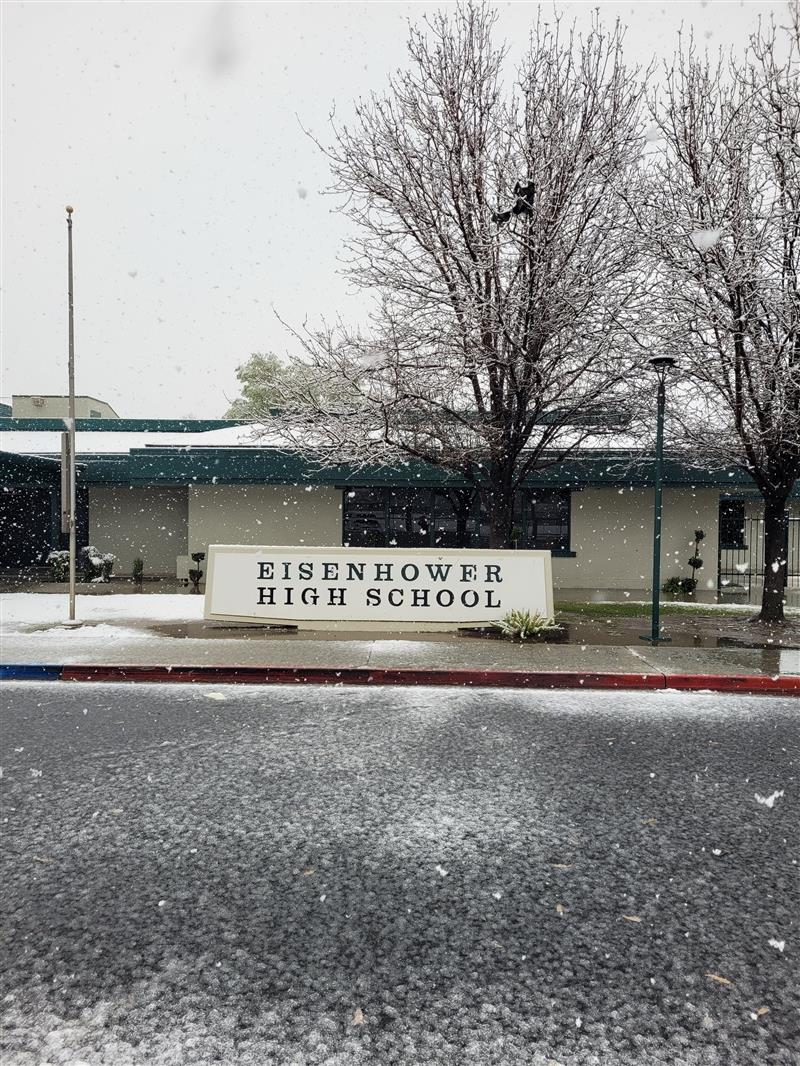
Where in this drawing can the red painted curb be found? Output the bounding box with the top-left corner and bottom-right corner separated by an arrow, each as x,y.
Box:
664,673 -> 800,694
61,665 -> 664,689
55,664 -> 800,694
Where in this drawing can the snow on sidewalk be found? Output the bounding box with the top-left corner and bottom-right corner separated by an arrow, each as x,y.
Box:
1,594 -> 207,665
0,593 -> 205,635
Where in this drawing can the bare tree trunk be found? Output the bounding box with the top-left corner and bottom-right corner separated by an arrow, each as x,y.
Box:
456,508 -> 469,548
450,490 -> 475,549
485,475 -> 516,550
758,493 -> 789,624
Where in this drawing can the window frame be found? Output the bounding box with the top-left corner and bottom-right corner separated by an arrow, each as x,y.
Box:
341,485 -> 573,553
719,499 -> 747,551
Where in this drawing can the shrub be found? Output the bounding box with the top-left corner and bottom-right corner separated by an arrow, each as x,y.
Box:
79,546 -> 117,582
662,576 -> 697,596
46,550 -> 70,582
100,554 -> 116,580
189,550 -> 206,590
493,609 -> 562,640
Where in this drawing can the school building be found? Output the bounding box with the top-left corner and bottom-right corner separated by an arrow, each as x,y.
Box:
1,415 -> 799,604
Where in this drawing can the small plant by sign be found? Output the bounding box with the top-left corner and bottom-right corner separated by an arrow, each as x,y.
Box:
493,609 -> 563,641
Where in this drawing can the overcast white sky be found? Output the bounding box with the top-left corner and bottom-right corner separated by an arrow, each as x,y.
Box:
2,1 -> 780,417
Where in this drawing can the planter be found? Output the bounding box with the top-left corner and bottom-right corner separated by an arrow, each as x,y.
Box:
458,625 -> 569,643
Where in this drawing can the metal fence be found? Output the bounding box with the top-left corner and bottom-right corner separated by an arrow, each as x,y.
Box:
718,515 -> 800,605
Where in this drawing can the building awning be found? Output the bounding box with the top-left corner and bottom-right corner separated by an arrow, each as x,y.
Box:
0,450 -> 64,485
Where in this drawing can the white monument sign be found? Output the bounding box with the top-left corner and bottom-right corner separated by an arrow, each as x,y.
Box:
204,545 -> 554,630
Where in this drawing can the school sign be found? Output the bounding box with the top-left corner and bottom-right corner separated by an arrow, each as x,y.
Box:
204,545 -> 554,630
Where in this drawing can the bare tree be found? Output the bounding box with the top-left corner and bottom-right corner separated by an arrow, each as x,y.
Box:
642,13 -> 800,623
266,4 -> 647,548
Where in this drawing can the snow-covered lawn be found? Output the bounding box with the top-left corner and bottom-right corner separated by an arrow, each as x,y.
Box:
0,593 -> 204,635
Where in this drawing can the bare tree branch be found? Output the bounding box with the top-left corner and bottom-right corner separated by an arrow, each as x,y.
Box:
642,15 -> 800,621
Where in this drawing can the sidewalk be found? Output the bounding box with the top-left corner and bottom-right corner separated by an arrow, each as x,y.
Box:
2,593 -> 798,693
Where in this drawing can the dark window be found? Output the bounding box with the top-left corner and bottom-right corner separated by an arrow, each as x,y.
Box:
386,489 -> 433,547
719,500 -> 746,549
523,490 -> 571,551
432,489 -> 480,548
342,488 -> 386,547
343,487 -> 570,551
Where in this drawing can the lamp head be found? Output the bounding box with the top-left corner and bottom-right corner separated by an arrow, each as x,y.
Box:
648,355 -> 676,372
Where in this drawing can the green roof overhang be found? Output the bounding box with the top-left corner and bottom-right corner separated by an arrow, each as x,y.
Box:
65,446 -> 763,490
0,415 -> 790,492
0,450 -> 67,484
0,417 -> 252,433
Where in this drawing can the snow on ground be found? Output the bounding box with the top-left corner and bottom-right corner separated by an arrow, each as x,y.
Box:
0,593 -> 204,635
4,592 -> 798,637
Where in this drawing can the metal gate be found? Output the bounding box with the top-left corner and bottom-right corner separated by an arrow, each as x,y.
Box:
718,514 -> 800,604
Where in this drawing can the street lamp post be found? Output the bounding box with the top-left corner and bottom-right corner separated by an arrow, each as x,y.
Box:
641,355 -> 676,645
66,206 -> 77,622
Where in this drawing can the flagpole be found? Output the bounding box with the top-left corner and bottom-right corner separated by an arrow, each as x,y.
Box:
66,206 -> 77,622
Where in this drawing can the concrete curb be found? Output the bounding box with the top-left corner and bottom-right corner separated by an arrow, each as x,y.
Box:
2,663 -> 799,694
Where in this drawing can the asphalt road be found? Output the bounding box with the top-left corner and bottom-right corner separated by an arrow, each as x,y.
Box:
1,682 -> 798,1066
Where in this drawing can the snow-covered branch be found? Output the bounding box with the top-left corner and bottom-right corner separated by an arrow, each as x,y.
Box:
259,4 -> 648,547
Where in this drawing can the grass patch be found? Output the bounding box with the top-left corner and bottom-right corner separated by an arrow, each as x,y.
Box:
555,601 -> 758,619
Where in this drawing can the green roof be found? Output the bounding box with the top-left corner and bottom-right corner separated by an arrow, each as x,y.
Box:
0,417 -> 250,433
0,416 -> 786,492
0,450 -> 65,484
66,446 -> 758,490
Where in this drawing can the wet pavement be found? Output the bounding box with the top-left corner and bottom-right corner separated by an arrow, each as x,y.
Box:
4,591 -> 800,678
2,682 -> 798,1065
4,621 -> 799,677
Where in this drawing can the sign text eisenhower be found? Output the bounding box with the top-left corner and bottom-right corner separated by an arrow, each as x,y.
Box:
254,558 -> 504,611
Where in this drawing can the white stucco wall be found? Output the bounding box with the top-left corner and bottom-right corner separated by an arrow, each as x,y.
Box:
88,486 -> 188,574
551,486 -> 720,592
87,480 -> 726,591
188,485 -> 342,555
